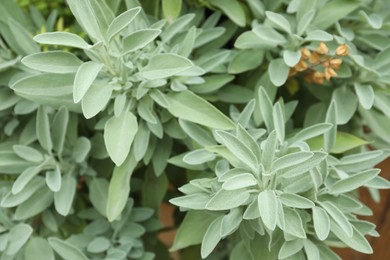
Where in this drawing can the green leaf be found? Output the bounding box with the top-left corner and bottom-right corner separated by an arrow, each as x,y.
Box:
162,0 -> 182,22
281,152 -> 327,178
170,193 -> 210,210
36,106 -> 53,152
236,124 -> 261,160
273,102 -> 285,143
222,173 -> 257,190
201,215 -> 224,258
205,189 -> 250,211
283,207 -> 306,238
330,169 -> 380,194
8,19 -> 39,55
324,101 -> 337,152
279,193 -> 315,209
228,49 -> 264,74
22,51 -> 82,74
89,178 -> 109,217
258,190 -> 278,230
1,178 -> 44,208
258,87 -> 274,131
137,54 -> 193,80
338,150 -> 387,172
319,201 -> 353,237
209,0 -> 246,27
15,187 -> 53,220
290,123 -> 333,143
123,29 -> 161,54
359,107 -> 390,144
166,90 -> 235,130
332,86 -> 357,125
221,208 -> 242,237
261,131 -> 277,172
106,152 -> 137,222
272,152 -> 314,172
81,82 -> 113,119
6,224 -> 33,256
297,9 -> 315,35
171,211 -> 220,251
25,237 -> 54,260
179,119 -> 215,146
87,237 -> 110,253
307,132 -> 369,154
52,107 -> 69,155
12,166 -> 41,194
34,32 -> 91,49
45,167 -> 62,192
183,149 -> 216,165
265,11 -> 291,33
54,174 -> 76,216
304,30 -> 333,42
253,25 -> 286,46
104,111 -> 138,166
283,50 -> 301,67
72,137 -> 91,163
216,131 -> 259,172
303,240 -> 320,260
330,221 -> 373,254
106,7 -> 141,40
12,145 -> 43,163
73,61 -> 103,103
269,58 -> 289,87
313,0 -> 362,29
160,13 -> 195,42
278,239 -> 304,259
48,237 -> 88,260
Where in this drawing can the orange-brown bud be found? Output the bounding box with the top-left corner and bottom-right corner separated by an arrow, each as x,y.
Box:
329,58 -> 343,69
289,68 -> 298,77
325,68 -> 337,80
308,52 -> 321,64
301,48 -> 311,59
317,42 -> 329,55
313,71 -> 325,84
294,60 -> 308,72
336,44 -> 349,56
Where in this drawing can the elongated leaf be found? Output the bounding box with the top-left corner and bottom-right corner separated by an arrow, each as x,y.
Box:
216,131 -> 258,172
166,90 -> 235,130
104,111 -> 138,166
291,123 -> 333,143
313,206 -> 330,240
81,83 -> 113,119
1,178 -> 44,208
22,51 -> 82,74
320,201 -> 352,237
221,208 -> 243,237
170,193 -> 210,210
332,87 -> 357,125
52,107 -> 69,155
258,87 -> 274,130
261,131 -> 277,172
54,175 -> 76,216
281,152 -> 327,178
123,29 -> 161,54
253,25 -> 286,46
209,0 -> 246,27
183,149 -> 216,165
34,32 -> 91,49
201,215 -> 224,258
269,58 -> 289,87
25,237 -> 54,260
45,167 -> 61,192
283,207 -> 306,238
272,152 -> 313,172
324,101 -> 337,152
354,83 -> 374,110
48,237 -> 88,260
73,62 -> 103,103
15,187 -> 53,220
12,145 -> 43,163
106,7 -> 141,40
137,54 -> 193,80
89,178 -> 109,217
258,190 -> 277,230
12,166 -> 41,194
6,224 -> 33,255
205,189 -> 250,211
297,10 -> 315,35
278,239 -> 304,259
330,169 -> 380,194
8,19 -> 39,55
265,11 -> 291,33
279,193 -> 314,209
106,153 -> 137,222
273,102 -> 285,142
222,173 -> 257,190
162,0 -> 182,22
36,106 -> 53,152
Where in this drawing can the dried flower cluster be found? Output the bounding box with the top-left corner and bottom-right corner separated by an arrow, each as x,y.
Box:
290,43 -> 349,84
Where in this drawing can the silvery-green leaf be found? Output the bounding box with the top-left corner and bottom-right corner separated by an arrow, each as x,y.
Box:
22,51 -> 82,74
123,29 -> 161,54
104,111 -> 138,166
330,221 -> 373,254
25,237 -> 54,260
290,123 -> 332,143
81,83 -> 113,119
137,97 -> 158,124
137,54 -> 193,80
332,87 -> 357,125
324,101 -> 337,152
272,152 -> 313,172
303,240 -> 320,260
195,50 -> 230,72
201,215 -> 224,258
34,32 -> 91,49
222,173 -> 257,190
228,49 -> 264,74
278,239 -> 303,259
12,145 -> 43,163
269,58 -> 289,87
166,90 -> 235,130
8,19 -> 39,55
319,201 -> 352,237
283,207 -> 306,238
36,106 -> 53,152
152,136 -> 173,176
365,176 -> 390,189
149,90 -> 169,108
265,11 -> 291,33
237,100 -> 256,127
374,94 -> 390,117
45,167 -> 61,192
205,189 -> 250,211
236,124 -> 260,160
177,26 -> 196,57
6,224 -> 33,256
106,7 -> 141,40
162,0 -> 182,22
15,187 -> 53,220
48,237 -> 88,260
337,150 -> 387,172
179,119 -> 215,146
359,107 -> 390,144
234,31 -> 268,49
279,193 -> 314,209
113,94 -> 127,117
87,237 -> 110,253
273,102 -> 285,143
261,131 -> 277,172
54,174 -> 76,216
253,25 -> 286,46
258,87 -> 274,131
221,208 -> 242,237
89,178 -> 109,216
72,137 -> 91,163
183,149 -> 216,165
160,13 -> 195,42
216,130 -> 258,172
169,193 -> 210,210
243,200 -> 260,220
171,210 -> 220,251
209,0 -> 246,27
258,190 -> 277,230
297,9 -> 315,35
133,122 -> 150,162
73,61 -> 103,103
12,166 -> 41,194
106,153 -> 137,221
283,50 -> 301,67
330,169 -> 380,194
304,30 -> 333,41
359,10 -> 382,29
1,178 -> 44,208
52,107 -> 69,155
